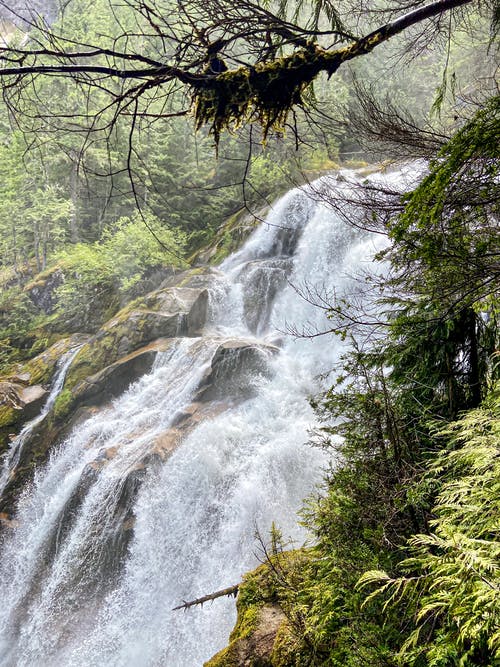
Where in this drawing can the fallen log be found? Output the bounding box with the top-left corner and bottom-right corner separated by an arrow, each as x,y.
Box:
173,584 -> 239,611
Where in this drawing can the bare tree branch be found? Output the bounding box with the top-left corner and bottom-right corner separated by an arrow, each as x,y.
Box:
172,584 -> 239,610
0,0 -> 475,141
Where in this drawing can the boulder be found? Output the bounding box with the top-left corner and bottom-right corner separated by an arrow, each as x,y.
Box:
71,339 -> 174,409
18,385 -> 49,417
64,285 -> 209,392
196,339 -> 279,402
0,380 -> 48,430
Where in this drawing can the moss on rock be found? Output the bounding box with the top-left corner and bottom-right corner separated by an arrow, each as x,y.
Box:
205,563 -> 291,667
205,549 -> 317,667
0,404 -> 18,429
205,603 -> 285,667
190,208 -> 261,266
52,387 -> 74,421
21,335 -> 85,386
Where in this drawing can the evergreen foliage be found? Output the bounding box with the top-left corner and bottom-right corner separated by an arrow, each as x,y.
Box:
360,388 -> 500,665
386,95 -> 500,312
231,95 -> 499,667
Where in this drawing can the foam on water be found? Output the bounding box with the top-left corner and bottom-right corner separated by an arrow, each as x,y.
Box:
0,166 -> 419,666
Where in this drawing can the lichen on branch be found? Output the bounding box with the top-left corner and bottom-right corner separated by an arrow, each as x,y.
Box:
192,44 -> 329,143
190,0 -> 473,142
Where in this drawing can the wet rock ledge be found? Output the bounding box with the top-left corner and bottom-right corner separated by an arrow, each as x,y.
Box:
0,265 -> 279,522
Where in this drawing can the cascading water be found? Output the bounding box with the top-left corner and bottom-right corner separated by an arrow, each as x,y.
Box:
0,345 -> 83,497
0,167 -> 417,666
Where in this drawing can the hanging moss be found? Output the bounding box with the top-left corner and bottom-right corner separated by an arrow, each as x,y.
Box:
192,45 -> 328,143
191,28 -> 394,143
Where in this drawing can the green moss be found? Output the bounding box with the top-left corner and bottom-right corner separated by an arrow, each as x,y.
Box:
0,404 -> 18,428
205,609 -> 268,667
270,621 -> 298,667
205,558 -> 298,667
64,342 -> 108,390
231,605 -> 260,642
22,336 -> 74,385
211,228 -> 237,265
205,565 -> 275,667
174,267 -> 204,286
192,46 -> 326,143
63,309 -> 134,390
206,548 -> 325,667
52,387 -> 74,421
204,645 -> 238,667
344,159 -> 369,169
23,353 -> 57,386
23,262 -> 66,293
203,207 -> 260,265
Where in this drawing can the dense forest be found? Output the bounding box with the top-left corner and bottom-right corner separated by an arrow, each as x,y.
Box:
0,0 -> 498,665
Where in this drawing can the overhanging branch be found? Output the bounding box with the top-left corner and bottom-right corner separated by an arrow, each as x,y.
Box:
191,0 -> 473,140
0,0 -> 475,138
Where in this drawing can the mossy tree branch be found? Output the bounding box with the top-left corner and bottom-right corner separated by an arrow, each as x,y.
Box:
0,0 -> 474,142
192,0 -> 473,141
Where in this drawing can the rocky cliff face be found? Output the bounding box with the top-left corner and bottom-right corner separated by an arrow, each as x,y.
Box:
0,263 -> 278,531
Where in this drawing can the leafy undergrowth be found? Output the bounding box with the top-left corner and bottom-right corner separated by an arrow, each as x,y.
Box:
224,98 -> 500,667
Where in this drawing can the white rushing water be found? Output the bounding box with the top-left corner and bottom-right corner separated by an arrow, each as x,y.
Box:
0,167 -> 415,666
0,345 -> 82,497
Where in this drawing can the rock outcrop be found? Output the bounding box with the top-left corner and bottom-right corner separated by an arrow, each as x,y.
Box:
204,558 -> 304,667
69,339 -> 174,410
0,381 -> 47,429
190,208 -> 261,266
195,339 -> 278,402
0,267 -> 256,518
26,267 -> 65,314
63,282 -> 210,393
206,605 -> 287,667
0,334 -> 87,451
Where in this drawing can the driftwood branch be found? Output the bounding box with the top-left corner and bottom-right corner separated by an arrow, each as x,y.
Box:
173,584 -> 239,611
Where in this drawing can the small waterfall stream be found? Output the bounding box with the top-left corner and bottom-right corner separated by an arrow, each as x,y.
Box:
0,345 -> 83,497
0,167 -> 416,666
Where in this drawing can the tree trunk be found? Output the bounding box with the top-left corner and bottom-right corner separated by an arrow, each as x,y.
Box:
69,153 -> 80,243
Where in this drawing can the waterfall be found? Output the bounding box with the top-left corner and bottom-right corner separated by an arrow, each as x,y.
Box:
0,166 -> 419,666
0,345 -> 82,497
